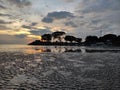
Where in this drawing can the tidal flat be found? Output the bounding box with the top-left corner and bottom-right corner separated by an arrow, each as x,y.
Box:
0,45 -> 120,90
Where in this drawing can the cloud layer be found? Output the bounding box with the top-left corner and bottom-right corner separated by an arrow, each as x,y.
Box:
0,0 -> 120,44
42,11 -> 74,23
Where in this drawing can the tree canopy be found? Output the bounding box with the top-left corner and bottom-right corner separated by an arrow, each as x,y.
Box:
100,34 -> 117,43
85,36 -> 99,44
65,35 -> 76,43
41,34 -> 52,42
52,31 -> 66,38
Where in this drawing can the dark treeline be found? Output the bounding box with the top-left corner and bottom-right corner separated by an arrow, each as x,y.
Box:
29,31 -> 120,46
41,31 -> 82,43
85,34 -> 120,46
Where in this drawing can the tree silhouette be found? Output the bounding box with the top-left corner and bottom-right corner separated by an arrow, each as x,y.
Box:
29,32 -> 120,46
75,38 -> 82,43
85,36 -> 99,44
41,34 -> 52,42
65,35 -> 76,43
52,31 -> 66,42
113,35 -> 120,46
100,34 -> 117,44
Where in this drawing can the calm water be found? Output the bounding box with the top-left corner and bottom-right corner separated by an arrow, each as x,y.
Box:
0,44 -> 120,54
0,44 -> 86,53
0,45 -> 120,90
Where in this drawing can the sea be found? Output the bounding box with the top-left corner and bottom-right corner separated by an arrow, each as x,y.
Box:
0,44 -> 120,90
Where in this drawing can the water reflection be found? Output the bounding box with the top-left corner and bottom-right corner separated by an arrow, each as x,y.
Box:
25,46 -> 83,54
24,48 -> 49,54
0,45 -> 120,54
25,46 -> 120,54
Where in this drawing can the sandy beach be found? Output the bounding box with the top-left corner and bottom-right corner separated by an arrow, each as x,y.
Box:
0,45 -> 120,90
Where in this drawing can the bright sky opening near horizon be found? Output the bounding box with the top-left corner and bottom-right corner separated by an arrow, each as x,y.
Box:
0,0 -> 120,44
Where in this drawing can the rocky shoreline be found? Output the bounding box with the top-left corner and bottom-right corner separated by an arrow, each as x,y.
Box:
0,51 -> 120,90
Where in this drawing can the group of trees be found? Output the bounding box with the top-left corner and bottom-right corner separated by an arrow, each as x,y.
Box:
41,31 -> 82,43
41,32 -> 120,46
85,34 -> 120,46
30,31 -> 120,46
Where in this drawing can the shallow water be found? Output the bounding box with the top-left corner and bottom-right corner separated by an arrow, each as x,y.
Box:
0,45 -> 120,90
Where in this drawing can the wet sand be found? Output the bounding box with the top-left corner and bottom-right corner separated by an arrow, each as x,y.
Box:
0,47 -> 120,90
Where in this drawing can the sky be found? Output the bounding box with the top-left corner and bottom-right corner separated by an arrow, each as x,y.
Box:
0,0 -> 120,44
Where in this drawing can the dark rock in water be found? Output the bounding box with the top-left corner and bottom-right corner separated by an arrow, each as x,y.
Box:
17,88 -> 26,90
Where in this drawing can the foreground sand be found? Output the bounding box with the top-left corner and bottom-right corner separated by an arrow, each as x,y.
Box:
0,49 -> 120,90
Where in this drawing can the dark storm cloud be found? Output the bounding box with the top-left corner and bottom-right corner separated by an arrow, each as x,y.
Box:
30,29 -> 52,36
42,17 -> 53,23
47,11 -> 74,19
65,21 -> 78,27
0,20 -> 12,24
8,0 -> 31,8
42,11 -> 74,23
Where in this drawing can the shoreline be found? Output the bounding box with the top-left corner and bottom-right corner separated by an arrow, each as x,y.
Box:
0,49 -> 120,90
